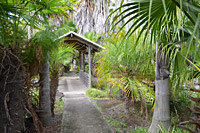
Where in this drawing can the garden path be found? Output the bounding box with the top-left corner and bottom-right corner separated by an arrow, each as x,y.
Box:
58,72 -> 113,133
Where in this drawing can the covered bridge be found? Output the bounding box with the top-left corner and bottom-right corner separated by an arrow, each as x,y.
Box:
59,31 -> 104,88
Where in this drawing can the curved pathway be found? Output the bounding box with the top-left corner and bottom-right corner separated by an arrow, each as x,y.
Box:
58,72 -> 113,133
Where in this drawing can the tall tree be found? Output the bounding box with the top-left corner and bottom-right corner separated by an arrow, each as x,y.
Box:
39,60 -> 53,126
27,0 -> 75,127
0,0 -> 75,131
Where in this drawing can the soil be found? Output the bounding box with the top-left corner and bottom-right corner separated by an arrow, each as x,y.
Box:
94,99 -> 150,132
53,113 -> 63,133
25,113 -> 63,133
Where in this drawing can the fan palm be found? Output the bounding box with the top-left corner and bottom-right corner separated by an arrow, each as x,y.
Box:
0,0 -> 76,131
108,0 -> 200,132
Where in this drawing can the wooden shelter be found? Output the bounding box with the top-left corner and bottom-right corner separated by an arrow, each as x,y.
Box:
59,31 -> 104,88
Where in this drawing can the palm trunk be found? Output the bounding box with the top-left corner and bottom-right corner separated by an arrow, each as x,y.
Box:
124,95 -> 132,114
149,43 -> 171,132
0,49 -> 26,133
50,75 -> 59,117
139,91 -> 148,120
38,60 -> 53,127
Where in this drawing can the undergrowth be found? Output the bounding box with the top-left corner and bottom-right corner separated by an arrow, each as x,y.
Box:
54,99 -> 64,114
86,88 -> 108,99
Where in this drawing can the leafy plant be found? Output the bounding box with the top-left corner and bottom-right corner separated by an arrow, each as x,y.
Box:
178,88 -> 200,132
130,127 -> 148,133
106,117 -> 127,132
96,31 -> 154,115
86,88 -> 108,99
54,99 -> 64,114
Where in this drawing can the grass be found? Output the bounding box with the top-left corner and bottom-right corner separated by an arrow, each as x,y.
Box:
106,117 -> 128,133
128,126 -> 191,133
62,73 -> 70,76
86,83 -> 194,133
130,127 -> 148,133
86,88 -> 108,99
91,101 -> 102,112
54,99 -> 64,114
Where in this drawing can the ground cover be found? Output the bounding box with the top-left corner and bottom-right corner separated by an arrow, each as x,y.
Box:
87,87 -> 195,133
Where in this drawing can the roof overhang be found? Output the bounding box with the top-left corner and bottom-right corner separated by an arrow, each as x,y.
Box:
59,31 -> 105,53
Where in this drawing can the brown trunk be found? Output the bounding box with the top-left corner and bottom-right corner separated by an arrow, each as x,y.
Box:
0,48 -> 26,132
50,75 -> 59,117
139,91 -> 148,120
25,71 -> 43,133
109,85 -> 113,97
26,96 -> 43,132
124,95 -> 132,114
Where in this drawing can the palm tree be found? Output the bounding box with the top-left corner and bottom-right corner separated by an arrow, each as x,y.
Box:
48,20 -> 76,117
49,45 -> 74,116
0,1 -> 44,131
31,31 -> 59,126
0,0 -> 75,131
108,0 -> 200,132
27,0 -> 75,128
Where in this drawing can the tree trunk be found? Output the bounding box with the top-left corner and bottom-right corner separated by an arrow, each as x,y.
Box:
0,49 -> 26,133
124,95 -> 132,114
139,91 -> 148,120
149,43 -> 171,132
38,60 -> 53,127
50,75 -> 59,117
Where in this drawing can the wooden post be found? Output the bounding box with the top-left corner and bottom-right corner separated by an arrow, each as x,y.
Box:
88,46 -> 92,88
81,52 -> 84,71
79,51 -> 82,70
83,52 -> 85,72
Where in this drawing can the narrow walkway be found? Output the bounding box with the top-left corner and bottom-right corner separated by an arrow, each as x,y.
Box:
58,72 -> 113,133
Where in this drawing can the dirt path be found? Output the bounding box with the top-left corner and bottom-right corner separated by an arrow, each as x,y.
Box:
58,72 -> 113,133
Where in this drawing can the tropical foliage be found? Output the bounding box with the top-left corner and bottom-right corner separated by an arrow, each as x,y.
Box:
49,44 -> 74,116
96,31 -> 155,116
0,0 -> 199,132
0,0 -> 76,132
106,0 -> 200,132
108,0 -> 200,83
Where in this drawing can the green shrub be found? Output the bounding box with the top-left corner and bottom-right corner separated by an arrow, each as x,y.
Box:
54,99 -> 64,114
86,88 -> 107,99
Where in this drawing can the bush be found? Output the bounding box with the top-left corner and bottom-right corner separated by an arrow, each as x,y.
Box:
86,88 -> 107,99
54,99 -> 64,114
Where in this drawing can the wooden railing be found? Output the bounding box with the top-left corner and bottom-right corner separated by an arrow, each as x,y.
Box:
80,70 -> 89,87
